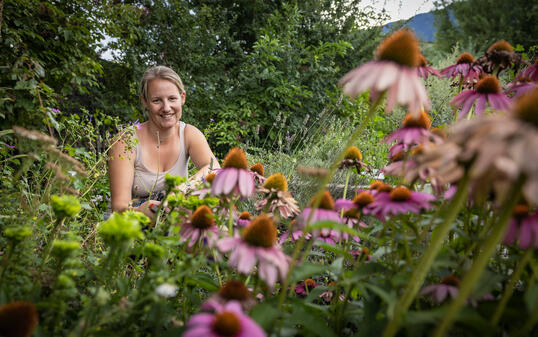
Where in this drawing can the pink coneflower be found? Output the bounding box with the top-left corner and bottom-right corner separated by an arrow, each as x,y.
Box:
450,75 -> 511,119
477,40 -> 521,75
297,190 -> 341,228
504,76 -> 537,99
440,52 -> 483,84
338,29 -> 430,117
183,301 -> 265,337
339,146 -> 368,173
202,280 -> 257,312
255,173 -> 300,219
191,172 -> 216,199
516,58 -> 538,82
420,275 -> 461,304
295,278 -> 319,296
217,215 -> 289,288
350,247 -> 372,261
320,282 -> 346,303
279,220 -> 312,244
250,163 -> 266,186
180,205 -> 219,248
315,228 -> 341,245
365,186 -> 435,221
336,190 -> 376,215
212,148 -> 255,198
383,110 -> 434,147
503,204 -> 538,249
236,211 -> 251,228
417,54 -> 441,79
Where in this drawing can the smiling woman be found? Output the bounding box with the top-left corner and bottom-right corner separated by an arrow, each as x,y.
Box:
107,66 -> 220,219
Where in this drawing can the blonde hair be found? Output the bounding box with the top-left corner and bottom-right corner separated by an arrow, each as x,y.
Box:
139,66 -> 185,101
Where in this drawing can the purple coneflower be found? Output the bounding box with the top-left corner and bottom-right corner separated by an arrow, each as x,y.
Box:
192,172 -> 216,199
217,215 -> 289,288
250,163 -> 266,186
417,54 -> 441,79
295,278 -> 319,296
236,211 -> 251,228
503,204 -> 538,249
315,228 -> 341,245
180,205 -> 219,247
440,52 -> 482,85
298,190 -> 341,229
420,275 -> 461,304
212,148 -> 255,198
478,40 -> 520,75
339,146 -> 368,172
504,76 -> 537,99
183,301 -> 265,337
279,220 -> 312,244
516,58 -> 538,82
202,280 -> 256,312
255,173 -> 300,219
365,186 -> 435,221
338,29 -> 430,117
320,281 -> 346,303
450,75 -> 511,119
383,110 -> 434,147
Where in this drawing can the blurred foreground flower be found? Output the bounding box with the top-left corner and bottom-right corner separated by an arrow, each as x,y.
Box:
183,301 -> 265,337
217,215 -> 289,288
203,280 -> 256,312
0,301 -> 38,337
212,148 -> 255,198
338,29 -> 430,117
503,203 -> 538,249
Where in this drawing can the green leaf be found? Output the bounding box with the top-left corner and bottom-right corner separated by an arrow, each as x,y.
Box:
289,303 -> 338,337
290,261 -> 333,283
307,221 -> 372,243
525,283 -> 538,312
250,302 -> 280,330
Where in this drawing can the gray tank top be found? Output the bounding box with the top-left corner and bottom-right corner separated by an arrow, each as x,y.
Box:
131,121 -> 189,199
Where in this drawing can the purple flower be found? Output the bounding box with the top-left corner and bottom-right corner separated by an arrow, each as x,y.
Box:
211,148 -> 255,198
180,206 -> 220,248
365,186 -> 435,221
503,207 -> 538,249
183,301 -> 265,337
420,275 -> 461,304
440,52 -> 483,84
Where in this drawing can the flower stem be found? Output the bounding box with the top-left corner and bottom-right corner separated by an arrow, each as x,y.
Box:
491,249 -> 532,325
433,178 -> 523,337
228,199 -> 235,236
382,173 -> 470,337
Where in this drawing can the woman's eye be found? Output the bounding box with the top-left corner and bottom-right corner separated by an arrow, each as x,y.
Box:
169,97 -> 177,101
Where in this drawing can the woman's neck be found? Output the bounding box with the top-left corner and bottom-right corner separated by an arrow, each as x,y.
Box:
144,121 -> 177,144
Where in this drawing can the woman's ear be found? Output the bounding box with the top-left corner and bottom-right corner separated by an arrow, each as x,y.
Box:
141,95 -> 148,109
181,91 -> 186,105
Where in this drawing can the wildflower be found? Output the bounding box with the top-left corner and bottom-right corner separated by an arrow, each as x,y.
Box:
155,283 -> 178,298
350,247 -> 372,261
212,148 -> 255,198
295,278 -> 319,296
315,228 -> 341,245
338,29 -> 430,117
339,146 -> 368,172
478,40 -> 521,75
383,110 -> 434,147
0,301 -> 38,337
365,186 -> 435,221
183,301 -> 265,337
440,52 -> 482,84
250,163 -> 266,185
217,215 -> 289,288
416,54 -> 441,79
237,211 -> 251,227
503,203 -> 538,249
450,75 -> 511,119
516,58 -> 538,82
255,173 -> 300,218
420,275 -> 461,304
320,281 -> 345,303
297,190 -> 341,228
279,220 -> 312,244
504,76 -> 537,99
203,280 -> 256,312
180,205 -> 219,248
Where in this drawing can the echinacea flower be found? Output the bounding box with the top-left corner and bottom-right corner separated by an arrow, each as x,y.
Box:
255,173 -> 300,218
339,146 -> 368,172
279,220 -> 312,244
217,215 -> 289,288
383,110 -> 434,147
183,301 -> 265,337
202,280 -> 256,312
250,163 -> 266,185
212,148 -> 255,198
516,58 -> 538,82
338,29 -> 430,117
477,40 -> 521,75
297,190 -> 341,229
504,76 -> 537,99
295,278 -> 319,296
237,211 -> 251,227
0,301 -> 38,337
420,275 -> 461,304
450,75 -> 511,119
440,52 -> 483,84
315,228 -> 341,245
192,172 -> 216,199
416,54 -> 441,79
365,186 -> 435,220
180,205 -> 219,247
503,203 -> 538,249
319,281 -> 345,303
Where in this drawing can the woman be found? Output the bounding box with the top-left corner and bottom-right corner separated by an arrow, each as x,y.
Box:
108,66 -> 220,218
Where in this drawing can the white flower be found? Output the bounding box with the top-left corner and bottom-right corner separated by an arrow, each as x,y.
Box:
155,283 -> 178,298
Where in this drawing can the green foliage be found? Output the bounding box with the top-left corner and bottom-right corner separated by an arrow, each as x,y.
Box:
50,194 -> 81,219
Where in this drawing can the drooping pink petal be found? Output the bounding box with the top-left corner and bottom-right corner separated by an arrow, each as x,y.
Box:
474,94 -> 486,116
238,169 -> 254,197
221,168 -> 239,195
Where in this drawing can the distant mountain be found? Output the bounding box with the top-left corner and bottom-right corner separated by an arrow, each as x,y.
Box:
384,12 -> 436,42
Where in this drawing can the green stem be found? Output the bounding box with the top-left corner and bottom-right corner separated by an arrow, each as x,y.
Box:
433,178 -> 523,337
228,199 -> 235,236
491,249 -> 532,325
382,174 -> 470,337
511,302 -> 538,337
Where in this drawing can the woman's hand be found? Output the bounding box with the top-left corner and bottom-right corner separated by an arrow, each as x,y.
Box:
134,200 -> 161,219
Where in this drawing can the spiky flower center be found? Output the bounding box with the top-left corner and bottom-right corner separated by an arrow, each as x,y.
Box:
513,87 -> 538,127
456,52 -> 474,64
402,110 -> 432,129
242,214 -> 277,248
513,204 -> 530,217
250,163 -> 265,176
0,301 -> 38,337
191,205 -> 214,229
377,183 -> 393,193
353,191 -> 375,207
369,180 -> 384,190
328,281 -> 337,287
222,147 -> 248,169
343,208 -> 360,219
344,146 -> 363,161
418,54 -> 428,67
205,172 -> 216,184
309,190 -> 335,210
375,29 -> 420,67
304,278 -> 316,289
475,75 -> 501,94
212,311 -> 241,337
239,211 -> 251,220
218,280 -> 250,301
362,247 -> 370,255
441,275 -> 461,287
263,173 -> 288,192
487,40 -> 514,54
389,186 -> 412,201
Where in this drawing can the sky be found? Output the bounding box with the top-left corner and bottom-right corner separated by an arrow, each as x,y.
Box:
364,0 -> 437,24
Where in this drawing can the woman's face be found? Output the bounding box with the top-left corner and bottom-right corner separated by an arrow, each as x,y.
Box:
143,79 -> 186,130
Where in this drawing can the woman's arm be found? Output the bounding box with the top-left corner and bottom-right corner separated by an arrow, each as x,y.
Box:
184,124 -> 220,182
